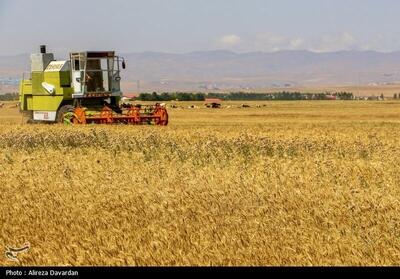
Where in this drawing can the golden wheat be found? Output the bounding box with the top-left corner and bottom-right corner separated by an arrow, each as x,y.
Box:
1,101 -> 400,266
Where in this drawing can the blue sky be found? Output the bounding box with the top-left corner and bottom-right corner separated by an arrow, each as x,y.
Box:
1,0 -> 400,55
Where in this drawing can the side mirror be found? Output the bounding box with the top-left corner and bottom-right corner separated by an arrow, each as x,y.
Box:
122,60 -> 126,69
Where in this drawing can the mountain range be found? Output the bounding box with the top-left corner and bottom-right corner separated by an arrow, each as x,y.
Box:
1,50 -> 400,92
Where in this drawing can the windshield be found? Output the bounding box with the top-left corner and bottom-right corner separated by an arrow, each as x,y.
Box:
71,55 -> 121,94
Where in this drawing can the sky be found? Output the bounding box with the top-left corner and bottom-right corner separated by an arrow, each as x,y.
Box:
1,0 -> 400,55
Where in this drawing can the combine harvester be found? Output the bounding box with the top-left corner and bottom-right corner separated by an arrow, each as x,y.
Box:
19,45 -> 168,125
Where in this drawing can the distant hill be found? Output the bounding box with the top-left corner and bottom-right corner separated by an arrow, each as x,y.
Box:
2,50 -> 400,92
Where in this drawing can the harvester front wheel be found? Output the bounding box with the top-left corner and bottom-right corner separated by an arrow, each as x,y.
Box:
57,105 -> 75,124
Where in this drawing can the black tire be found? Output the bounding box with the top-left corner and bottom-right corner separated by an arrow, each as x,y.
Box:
56,105 -> 75,124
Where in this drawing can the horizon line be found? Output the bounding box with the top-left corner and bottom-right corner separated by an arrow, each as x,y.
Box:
2,49 -> 400,57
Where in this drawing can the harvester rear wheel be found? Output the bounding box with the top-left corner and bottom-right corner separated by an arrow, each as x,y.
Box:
57,105 -> 75,124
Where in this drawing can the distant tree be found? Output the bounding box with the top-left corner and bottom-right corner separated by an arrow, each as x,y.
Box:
335,92 -> 354,100
0,93 -> 18,101
394,93 -> 398,100
136,91 -> 357,102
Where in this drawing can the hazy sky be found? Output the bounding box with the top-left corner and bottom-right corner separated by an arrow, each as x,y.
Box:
1,0 -> 400,55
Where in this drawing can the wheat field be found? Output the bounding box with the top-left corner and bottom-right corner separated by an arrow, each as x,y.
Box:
1,101 -> 400,266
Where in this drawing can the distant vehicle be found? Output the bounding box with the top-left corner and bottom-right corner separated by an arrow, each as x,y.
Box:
205,98 -> 222,108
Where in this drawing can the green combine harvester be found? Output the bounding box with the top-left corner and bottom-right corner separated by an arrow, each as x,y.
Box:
19,45 -> 168,125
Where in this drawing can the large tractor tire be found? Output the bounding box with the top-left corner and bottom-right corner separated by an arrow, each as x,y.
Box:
56,105 -> 75,124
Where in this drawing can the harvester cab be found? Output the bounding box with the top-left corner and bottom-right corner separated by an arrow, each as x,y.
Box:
70,51 -> 121,98
19,45 -> 168,125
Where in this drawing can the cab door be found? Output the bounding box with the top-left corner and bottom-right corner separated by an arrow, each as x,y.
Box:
71,58 -> 84,96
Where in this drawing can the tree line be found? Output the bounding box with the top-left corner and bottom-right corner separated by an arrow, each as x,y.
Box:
0,91 -> 355,102
0,93 -> 18,101
137,91 -> 354,101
